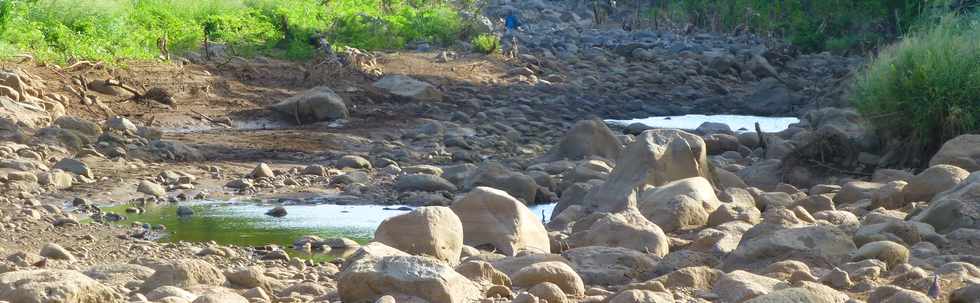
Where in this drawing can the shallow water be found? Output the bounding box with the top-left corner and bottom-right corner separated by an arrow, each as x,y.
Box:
103,201 -> 556,259
606,114 -> 800,133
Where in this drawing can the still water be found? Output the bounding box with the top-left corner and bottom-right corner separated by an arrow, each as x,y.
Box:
606,114 -> 800,133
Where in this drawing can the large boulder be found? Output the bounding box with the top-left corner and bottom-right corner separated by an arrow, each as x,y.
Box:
903,164 -> 969,203
0,96 -> 50,131
930,134 -> 980,171
637,177 -> 721,232
373,75 -> 443,102
0,270 -> 119,303
511,261 -> 585,297
712,270 -> 782,302
910,172 -> 980,233
140,259 -> 227,292
567,208 -> 670,257
270,86 -> 348,124
562,246 -> 659,286
743,282 -> 849,303
539,119 -> 622,162
737,159 -> 782,191
463,163 -> 539,204
724,225 -> 856,271
394,174 -> 458,192
583,129 -> 713,213
373,206 -> 463,264
337,243 -> 480,303
451,187 -> 549,255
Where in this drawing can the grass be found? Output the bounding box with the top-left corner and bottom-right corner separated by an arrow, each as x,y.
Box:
852,14 -> 980,165
0,0 -> 474,63
471,33 -> 499,54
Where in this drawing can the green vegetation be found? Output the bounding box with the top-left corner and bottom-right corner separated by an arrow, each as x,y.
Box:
471,33 -> 499,54
852,15 -> 980,164
0,0 -> 476,63
640,0 -> 962,53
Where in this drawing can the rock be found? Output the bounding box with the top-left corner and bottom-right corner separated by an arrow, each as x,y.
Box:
712,270 -> 782,302
910,172 -> 980,233
834,181 -> 883,204
0,96 -> 49,131
225,266 -> 268,289
454,260 -> 510,287
539,119 -> 622,162
511,261 -> 585,297
373,75 -> 443,102
338,244 -> 480,303
868,285 -> 931,303
54,116 -> 101,137
338,155 -> 372,170
724,225 -> 856,271
930,134 -> 980,171
463,163 -> 539,204
270,86 -> 348,123
450,187 -> 549,255
374,206 -> 463,263
529,282 -> 566,303
609,289 -> 673,303
951,284 -> 980,303
567,208 -> 670,257
83,264 -> 155,286
190,288 -> 248,303
39,243 -> 75,262
584,129 -> 713,212
137,180 -> 167,197
394,174 -> 458,192
0,269 -> 119,303
819,267 -> 853,290
140,259 -> 226,292
146,286 -> 197,301
743,282 -> 849,303
870,181 -> 908,210
53,158 -> 93,179
655,266 -> 722,289
637,177 -> 720,232
249,163 -> 275,179
854,241 -> 909,269
737,159 -> 782,191
562,246 -> 658,285
743,79 -> 802,116
176,206 -> 194,217
332,171 -> 370,185
39,170 -> 73,189
265,206 -> 287,217
325,237 -> 360,249
903,164 -> 968,203
105,116 -> 137,133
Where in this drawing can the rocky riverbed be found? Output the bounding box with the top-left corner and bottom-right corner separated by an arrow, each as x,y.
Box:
0,0 -> 980,302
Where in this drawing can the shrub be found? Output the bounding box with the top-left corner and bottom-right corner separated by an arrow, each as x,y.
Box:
852,15 -> 980,164
471,33 -> 499,54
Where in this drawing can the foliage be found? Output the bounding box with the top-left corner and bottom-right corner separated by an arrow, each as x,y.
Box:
471,33 -> 499,54
640,0 -> 957,53
0,0 -> 469,63
852,15 -> 980,163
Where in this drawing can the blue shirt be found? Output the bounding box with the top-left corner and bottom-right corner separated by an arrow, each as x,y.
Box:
505,14 -> 520,31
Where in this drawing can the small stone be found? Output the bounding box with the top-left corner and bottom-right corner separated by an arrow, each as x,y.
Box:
250,163 -> 275,179
137,180 -> 166,197
265,206 -> 287,218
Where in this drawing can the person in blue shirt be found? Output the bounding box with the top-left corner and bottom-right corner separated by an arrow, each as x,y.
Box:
505,13 -> 520,32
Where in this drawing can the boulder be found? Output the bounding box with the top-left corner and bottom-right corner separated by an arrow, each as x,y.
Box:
737,159 -> 782,191
743,282 -> 849,303
724,225 -> 856,271
834,181 -> 883,205
712,270 -> 782,302
338,155 -> 372,170
903,164 -> 969,203
868,285 -> 931,303
463,163 -> 539,204
609,289 -> 673,303
373,75 -> 443,102
870,181 -> 908,210
583,129 -> 713,213
83,264 -> 155,287
853,241 -> 909,269
567,208 -> 670,257
451,187 -> 549,255
0,96 -> 50,131
53,158 -> 93,179
655,266 -> 722,289
394,174 -> 458,192
910,172 -> 980,233
39,243 -> 75,262
270,86 -> 348,124
454,260 -> 510,287
539,119 -> 622,162
529,282 -> 566,303
930,134 -> 980,171
562,246 -> 658,285
140,259 -> 226,292
53,116 -> 101,137
511,261 -> 585,296
374,206 -> 463,264
249,163 -> 275,179
637,177 -> 720,232
337,244 -> 480,303
137,180 -> 167,197
0,269 -> 119,303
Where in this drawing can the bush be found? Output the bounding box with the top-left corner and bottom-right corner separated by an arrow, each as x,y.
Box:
0,0 -> 467,63
852,15 -> 980,164
471,33 -> 499,54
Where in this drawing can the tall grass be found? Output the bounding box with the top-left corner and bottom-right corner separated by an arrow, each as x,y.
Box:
0,0 -> 469,63
852,14 -> 980,165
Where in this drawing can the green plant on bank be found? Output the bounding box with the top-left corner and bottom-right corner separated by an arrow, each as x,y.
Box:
852,14 -> 980,166
471,33 -> 499,54
639,0 -> 961,53
0,0 -> 473,63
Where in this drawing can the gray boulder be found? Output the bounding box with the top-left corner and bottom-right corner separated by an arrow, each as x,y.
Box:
373,75 -> 443,102
270,86 -> 348,124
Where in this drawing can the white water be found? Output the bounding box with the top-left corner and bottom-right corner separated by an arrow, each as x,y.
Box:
607,114 -> 800,133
